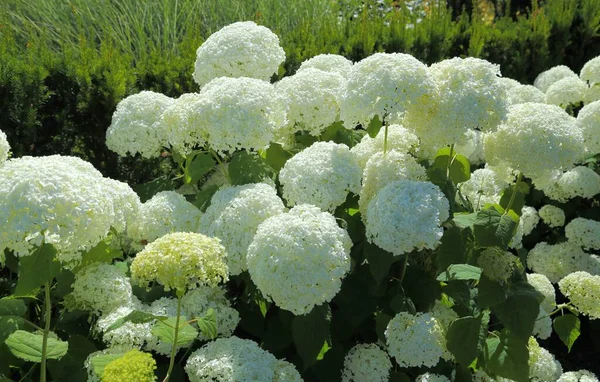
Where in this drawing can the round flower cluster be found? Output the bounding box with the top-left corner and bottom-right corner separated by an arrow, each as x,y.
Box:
545,77 -> 587,108
127,191 -> 203,251
185,336 -> 301,382
520,206 -> 541,237
197,76 -> 287,154
192,21 -> 285,87
131,232 -> 228,292
297,54 -> 353,79
161,93 -> 207,156
279,142 -> 362,211
546,166 -> 600,202
585,84 -> 600,104
499,77 -> 521,91
106,91 -> 175,158
527,273 -> 556,313
247,204 -> 352,315
534,65 -> 578,93
181,285 -> 240,341
577,100 -> 600,155
85,347 -> 138,382
385,311 -> 450,368
102,349 -> 157,382
454,129 -> 486,165
275,68 -> 345,136
484,103 -> 582,180
96,300 -> 154,348
365,180 -> 449,255
558,370 -> 599,382
341,343 -> 392,382
200,183 -> 285,275
350,124 -> 420,169
458,167 -> 509,210
566,218 -> 600,250
477,248 -> 520,284
527,242 -> 600,283
272,360 -> 303,382
340,52 -> 435,129
506,84 -> 545,105
0,129 -> 9,164
416,374 -> 451,382
559,271 -> 600,319
67,263 -> 134,315
359,150 -> 427,223
528,337 -> 563,382
0,155 -> 140,263
539,205 -> 566,228
581,56 -> 600,85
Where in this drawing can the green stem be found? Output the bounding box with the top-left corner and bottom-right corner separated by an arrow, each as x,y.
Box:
446,144 -> 455,180
503,172 -> 523,215
399,254 -> 410,285
163,296 -> 182,382
383,124 -> 389,155
40,282 -> 51,382
210,150 -> 231,184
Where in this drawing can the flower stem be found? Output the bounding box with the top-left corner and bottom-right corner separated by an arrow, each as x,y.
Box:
383,124 -> 389,155
504,172 -> 523,215
40,282 -> 51,382
163,296 -> 182,382
399,254 -> 410,285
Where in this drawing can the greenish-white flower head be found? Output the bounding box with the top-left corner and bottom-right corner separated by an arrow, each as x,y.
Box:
527,242 -> 600,283
507,84 -> 545,105
498,77 -> 521,91
106,91 -> 175,158
272,360 -> 303,382
539,205 -> 566,228
199,183 -> 286,275
365,180 -> 449,256
533,308 -> 552,340
350,124 -> 420,169
577,100 -> 600,155
580,56 -> 600,85
341,343 -> 392,382
416,373 -> 451,382
458,167 -> 509,211
102,349 -> 157,382
96,298 -> 154,349
527,273 -> 556,313
557,370 -> 599,382
454,129 -> 486,165
566,217 -> 600,250
247,204 -> 352,315
533,166 -> 600,202
0,129 -> 9,164
298,53 -> 353,79
192,21 -> 285,87
559,271 -> 600,319
477,247 -> 521,284
280,141 -> 362,212
161,93 -> 208,156
528,337 -> 563,382
131,232 -> 228,293
534,65 -> 578,93
545,77 -> 586,108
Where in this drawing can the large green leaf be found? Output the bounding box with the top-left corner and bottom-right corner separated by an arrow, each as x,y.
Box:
228,151 -> 275,185
5,330 -> 68,362
499,182 -> 530,216
185,152 -> 215,184
436,225 -> 471,270
196,308 -> 218,340
492,281 -> 543,340
292,304 -> 331,369
437,264 -> 482,282
473,207 -> 518,249
194,184 -> 220,212
15,243 -> 60,296
90,353 -> 126,378
364,242 -> 398,285
553,314 -> 580,352
483,330 -> 529,382
48,335 -> 97,382
0,298 -> 26,317
151,317 -> 198,346
366,115 -> 383,138
427,146 -> 471,185
263,143 -> 293,171
71,241 -> 122,274
134,175 -> 176,203
446,312 -> 489,366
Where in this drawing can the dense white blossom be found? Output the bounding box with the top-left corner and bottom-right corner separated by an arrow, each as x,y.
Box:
297,54 -> 353,79
577,100 -> 600,155
106,91 -> 175,158
341,343 -> 391,382
247,204 -> 352,315
0,129 -> 9,164
350,124 -> 420,169
584,84 -> 600,104
272,360 -> 303,382
506,84 -> 545,105
581,56 -> 600,85
455,129 -> 486,165
429,300 -> 459,332
340,52 -> 435,129
96,300 -> 154,349
192,21 -> 285,87
416,374 -> 451,382
527,273 -> 556,313
366,180 -> 449,255
522,206 -> 541,236
279,142 -> 362,211
458,167 -> 509,210
484,103 -> 582,179
534,65 -> 578,93
161,93 -> 208,156
546,77 -> 587,108
539,205 -> 566,228
181,285 -> 240,341
566,218 -> 600,250
558,370 -> 600,382
533,308 -> 552,340
498,77 -> 521,91
527,242 -> 600,283
533,166 -> 600,202
529,338 -> 563,382
197,76 -> 286,154
559,271 -> 600,319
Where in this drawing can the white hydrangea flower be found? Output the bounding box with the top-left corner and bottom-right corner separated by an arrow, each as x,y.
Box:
454,129 -> 486,165
181,285 -> 240,342
106,91 -> 175,158
416,373 -> 451,382
507,84 -> 545,105
340,52 -> 435,129
67,263 -> 134,315
522,206 -> 541,236
577,100 -> 600,155
341,343 -> 392,382
559,271 -> 600,319
275,68 -> 345,136
0,155 -> 140,264
199,183 -> 285,275
96,299 -> 154,349
584,84 -> 600,104
539,205 -> 566,228
581,56 -> 600,85
558,370 -> 599,382
429,300 -> 458,333
533,308 -> 552,340
350,124 -> 420,169
533,166 -> 600,202
546,77 -> 587,108
272,360 -> 303,382
297,54 -> 353,79
247,204 -> 352,315
185,336 -> 298,382
484,103 -> 582,179
279,142 -> 362,211
527,242 -> 600,283
366,180 -> 449,255
385,311 -> 450,368
359,150 -> 427,223
498,77 -> 522,91
527,273 -> 556,313
534,65 -> 578,93
458,167 -> 509,211
0,129 -> 9,164
529,338 -> 563,382
566,218 -> 600,250
192,21 -> 285,87
161,93 -> 208,156
127,191 -> 203,252
197,76 -> 287,154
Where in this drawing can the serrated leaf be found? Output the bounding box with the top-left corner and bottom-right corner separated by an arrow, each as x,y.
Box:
151,317 -> 198,346
478,274 -> 508,308
185,153 -> 215,184
499,182 -> 530,216
553,314 -> 580,352
47,335 -> 97,382
5,330 -> 68,362
484,330 -> 529,382
437,264 -> 482,282
106,310 -> 164,333
366,115 -> 383,137
15,243 -> 60,296
453,212 -> 478,229
228,151 -> 275,186
492,281 -> 543,340
0,298 -> 26,317
292,304 -> 331,369
264,143 -> 293,171
90,353 -> 126,378
473,207 -> 518,249
197,308 -> 217,340
446,312 -> 489,366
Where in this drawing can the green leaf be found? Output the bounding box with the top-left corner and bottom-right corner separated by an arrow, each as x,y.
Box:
483,330 -> 529,382
553,314 -> 580,352
364,242 -> 397,284
436,225 -> 471,270
72,241 -> 122,274
90,353 -> 126,378
492,281 -> 543,340
264,143 -> 293,171
197,308 -> 217,340
319,121 -> 364,147
134,175 -> 175,203
47,335 -> 97,382
478,275 -> 508,308
5,330 -> 68,362
0,298 -> 26,317
185,152 -> 215,184
437,264 -> 482,282
499,182 -> 530,216
473,207 -> 518,249
228,151 -> 275,186
428,147 -> 471,185
446,312 -> 489,366
15,243 -> 60,296
106,310 -> 164,333
151,317 -> 198,346
453,213 -> 478,229
194,184 -> 220,212
292,304 -> 331,369
366,115 -> 383,138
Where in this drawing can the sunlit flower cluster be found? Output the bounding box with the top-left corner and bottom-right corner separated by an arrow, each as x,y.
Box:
341,343 -> 392,382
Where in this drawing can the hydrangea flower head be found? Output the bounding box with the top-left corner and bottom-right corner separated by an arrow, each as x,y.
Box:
181,285 -> 240,341
193,21 -> 285,87
102,349 -> 157,382
527,242 -> 600,283
161,93 -> 208,156
477,248 -> 520,284
341,343 -> 392,382
96,299 -> 154,348
546,77 -> 587,108
247,204 -> 352,315
528,337 -> 563,381
580,56 -> 600,85
559,271 -> 600,319
0,129 -> 9,164
577,100 -> 600,155
458,167 -> 509,211
416,374 -> 451,382
558,370 -> 599,382
507,84 -> 545,105
350,124 -> 420,169
534,65 -> 578,93
527,273 -> 556,312
566,218 -> 600,250
539,205 -> 566,228
297,54 -> 353,79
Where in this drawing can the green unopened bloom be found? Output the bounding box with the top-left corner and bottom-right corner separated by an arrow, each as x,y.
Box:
102,350 -> 157,382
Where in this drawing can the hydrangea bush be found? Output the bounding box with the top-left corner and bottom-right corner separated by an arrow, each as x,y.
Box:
1,21 -> 600,382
